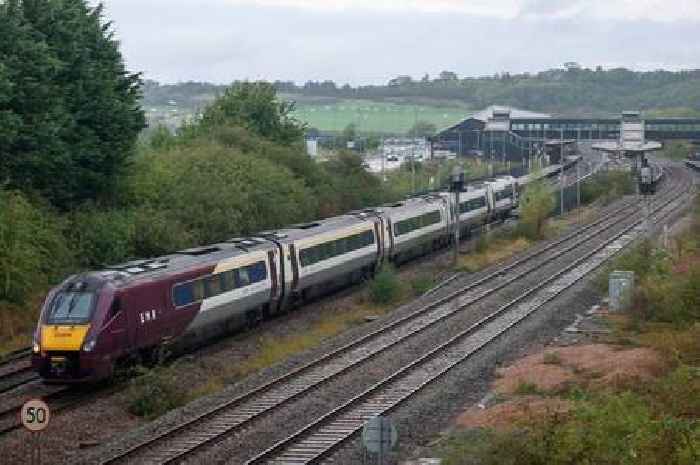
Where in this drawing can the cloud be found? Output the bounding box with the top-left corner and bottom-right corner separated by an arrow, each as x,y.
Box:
100,0 -> 700,84
221,0 -> 520,17
216,0 -> 700,21
518,0 -> 700,21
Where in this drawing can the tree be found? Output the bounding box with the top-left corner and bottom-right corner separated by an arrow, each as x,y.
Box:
342,122 -> 357,142
199,81 -> 305,145
0,0 -> 145,208
519,178 -> 554,240
407,120 -> 437,138
438,70 -> 458,81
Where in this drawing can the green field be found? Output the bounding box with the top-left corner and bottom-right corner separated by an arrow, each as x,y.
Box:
289,98 -> 470,134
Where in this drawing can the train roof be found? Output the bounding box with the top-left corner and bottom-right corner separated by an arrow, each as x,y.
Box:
86,237 -> 276,287
262,212 -> 378,242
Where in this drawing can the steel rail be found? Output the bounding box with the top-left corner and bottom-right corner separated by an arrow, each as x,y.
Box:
247,171 -> 692,464
100,171 -> 684,465
0,365 -> 38,395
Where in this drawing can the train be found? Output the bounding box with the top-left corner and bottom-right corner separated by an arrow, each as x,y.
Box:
32,158 -> 580,383
639,158 -> 664,195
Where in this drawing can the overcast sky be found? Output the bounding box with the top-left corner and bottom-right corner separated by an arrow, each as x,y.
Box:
101,0 -> 700,85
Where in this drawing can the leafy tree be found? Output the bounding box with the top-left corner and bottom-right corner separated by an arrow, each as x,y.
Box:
342,122 -> 357,142
199,81 -> 305,145
0,0 -> 145,208
519,178 -> 554,240
0,189 -> 71,304
408,120 -> 437,138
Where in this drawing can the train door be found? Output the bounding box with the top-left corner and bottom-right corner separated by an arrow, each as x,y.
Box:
386,217 -> 396,259
127,284 -> 168,350
373,219 -> 384,268
289,243 -> 300,295
267,249 -> 282,313
100,291 -> 131,358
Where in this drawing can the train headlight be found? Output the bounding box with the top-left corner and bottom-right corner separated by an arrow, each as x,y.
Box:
33,341 -> 41,354
82,338 -> 97,352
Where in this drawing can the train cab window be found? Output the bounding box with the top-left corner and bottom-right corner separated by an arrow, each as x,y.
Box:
46,291 -> 96,324
236,268 -> 251,287
109,297 -> 122,318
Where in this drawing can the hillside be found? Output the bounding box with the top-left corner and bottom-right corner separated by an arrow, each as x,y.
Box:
143,67 -> 700,133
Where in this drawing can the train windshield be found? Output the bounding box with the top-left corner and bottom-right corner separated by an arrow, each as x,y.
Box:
46,292 -> 96,325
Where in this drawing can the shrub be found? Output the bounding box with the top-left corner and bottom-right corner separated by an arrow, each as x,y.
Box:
66,206 -> 135,268
126,141 -> 318,245
543,352 -> 562,365
0,189 -> 72,304
410,274 -> 435,296
441,392 -> 700,465
581,170 -> 635,205
126,364 -> 188,419
369,265 -> 401,304
518,179 -> 555,240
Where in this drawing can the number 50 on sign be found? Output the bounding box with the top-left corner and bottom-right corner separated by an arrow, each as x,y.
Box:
21,399 -> 50,432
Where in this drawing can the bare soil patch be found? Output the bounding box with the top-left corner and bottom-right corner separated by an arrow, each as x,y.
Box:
456,396 -> 572,430
456,343 -> 665,431
494,344 -> 665,395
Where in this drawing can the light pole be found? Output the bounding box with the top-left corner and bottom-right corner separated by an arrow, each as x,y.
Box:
451,165 -> 465,266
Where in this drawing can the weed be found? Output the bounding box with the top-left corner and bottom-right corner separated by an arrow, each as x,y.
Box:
457,238 -> 530,273
543,351 -> 562,365
410,273 -> 435,296
514,381 -> 541,395
368,264 -> 401,304
126,364 -> 188,419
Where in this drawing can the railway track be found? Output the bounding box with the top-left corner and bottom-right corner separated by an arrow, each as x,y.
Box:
0,349 -> 37,395
0,384 -> 71,436
99,168 -> 692,465
247,169 -> 693,464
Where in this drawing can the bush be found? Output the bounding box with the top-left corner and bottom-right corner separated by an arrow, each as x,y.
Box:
0,189 -> 72,304
66,206 -> 135,268
369,265 -> 401,304
518,179 -> 555,240
441,392 -> 700,465
126,140 -> 318,244
581,170 -> 634,205
126,364 -> 188,419
410,274 -> 435,296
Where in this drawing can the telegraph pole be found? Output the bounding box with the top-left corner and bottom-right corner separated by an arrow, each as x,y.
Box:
560,127 -> 565,216
452,166 -> 465,266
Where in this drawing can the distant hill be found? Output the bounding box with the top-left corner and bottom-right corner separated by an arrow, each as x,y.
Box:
142,67 -> 700,131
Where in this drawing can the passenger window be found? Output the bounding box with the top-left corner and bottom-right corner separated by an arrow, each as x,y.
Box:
236,267 -> 251,287
336,238 -> 346,255
220,270 -> 235,291
249,261 -> 267,282
206,275 -> 222,297
192,280 -> 205,301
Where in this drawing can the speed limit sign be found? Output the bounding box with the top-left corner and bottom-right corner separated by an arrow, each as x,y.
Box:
21,399 -> 50,432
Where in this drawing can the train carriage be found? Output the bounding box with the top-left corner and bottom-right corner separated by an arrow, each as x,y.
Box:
380,195 -> 450,263
264,213 -> 383,304
486,176 -> 518,219
33,240 -> 282,382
